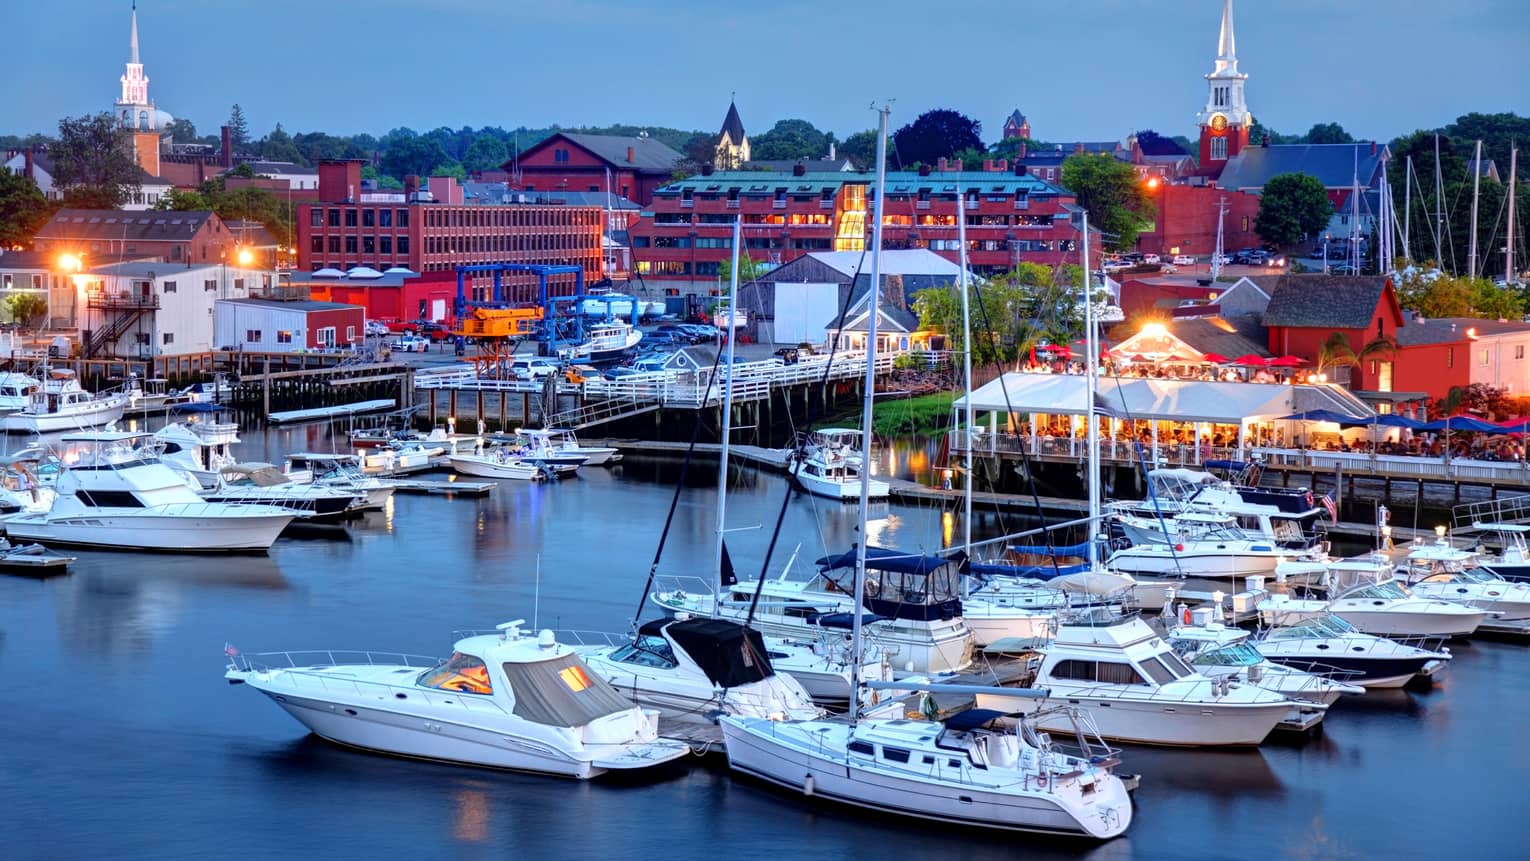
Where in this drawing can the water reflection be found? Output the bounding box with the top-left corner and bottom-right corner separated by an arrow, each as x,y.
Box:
451,786 -> 491,844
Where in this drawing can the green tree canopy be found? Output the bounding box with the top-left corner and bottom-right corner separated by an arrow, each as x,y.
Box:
892,109 -> 982,168
5,293 -> 46,327
1059,153 -> 1154,251
912,264 -> 1086,365
380,135 -> 449,180
228,104 -> 249,149
718,253 -> 766,287
166,118 -> 198,144
259,123 -> 305,165
0,170 -> 53,248
1305,122 -> 1354,144
750,119 -> 831,161
463,135 -> 509,173
1253,172 -> 1333,247
51,113 -> 142,209
839,129 -> 882,170
1395,272 -> 1524,320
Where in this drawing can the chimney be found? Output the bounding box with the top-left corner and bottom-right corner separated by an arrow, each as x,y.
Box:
22,147 -> 33,179
626,146 -> 635,163
793,162 -> 806,177
1014,163 -> 1027,177
1370,141 -> 1377,156
1018,142 -> 1028,159
701,164 -> 714,176
996,159 -> 1008,172
220,125 -> 233,168
829,142 -> 836,160
951,159 -> 962,172
937,157 -> 947,172
918,164 -> 932,177
982,159 -> 994,172
404,175 -> 420,198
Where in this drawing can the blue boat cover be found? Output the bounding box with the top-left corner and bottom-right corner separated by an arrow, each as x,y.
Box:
1008,541 -> 1090,557
816,546 -> 966,576
1203,459 -> 1246,471
970,562 -> 1091,580
806,612 -> 889,630
943,708 -> 1013,731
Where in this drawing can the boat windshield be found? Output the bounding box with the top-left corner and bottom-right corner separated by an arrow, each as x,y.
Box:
416,652 -> 493,695
1268,615 -> 1359,639
608,635 -> 678,669
1346,580 -> 1410,600
1194,643 -> 1264,667
1420,568 -> 1495,585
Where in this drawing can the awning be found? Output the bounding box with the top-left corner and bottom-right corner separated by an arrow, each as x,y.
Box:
954,373 -> 1369,424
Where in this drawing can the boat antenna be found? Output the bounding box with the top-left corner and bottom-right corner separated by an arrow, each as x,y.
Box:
850,103 -> 890,727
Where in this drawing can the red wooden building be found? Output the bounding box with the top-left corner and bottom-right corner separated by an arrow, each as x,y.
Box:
505,133 -> 686,206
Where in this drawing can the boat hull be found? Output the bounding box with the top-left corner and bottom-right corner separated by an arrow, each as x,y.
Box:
977,691 -> 1289,747
448,456 -> 543,480
1,399 -> 127,434
3,511 -> 292,551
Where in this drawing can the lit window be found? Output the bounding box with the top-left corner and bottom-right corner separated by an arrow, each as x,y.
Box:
276,330 -> 293,344
559,664 -> 592,692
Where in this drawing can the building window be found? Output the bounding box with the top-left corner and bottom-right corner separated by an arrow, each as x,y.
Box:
309,209 -> 323,227
396,209 -> 409,227
233,278 -> 245,291
1479,349 -> 1490,366
204,279 -> 216,292
163,333 -> 174,345
276,330 -> 293,344
1447,348 -> 1454,368
363,209 -> 375,227
346,325 -> 356,342
397,236 -> 409,254
379,209 -> 393,227
363,236 -> 375,255
328,208 -> 340,227
245,329 -> 261,343
555,148 -> 569,163
162,281 -> 176,293
344,209 -> 358,227
311,236 -> 323,253
1210,137 -> 1228,160
345,236 -> 358,254
380,235 -> 392,254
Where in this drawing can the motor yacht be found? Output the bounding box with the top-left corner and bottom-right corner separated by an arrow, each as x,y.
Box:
225,621 -> 691,778
1397,538 -> 1530,622
786,428 -> 890,501
154,421 -> 241,488
575,617 -> 822,725
1106,512 -> 1301,589
1467,523 -> 1530,582
653,547 -> 975,675
1258,564 -> 1489,639
0,370 -> 129,434
1253,614 -> 1450,689
206,463 -> 362,521
281,453 -> 396,511
0,371 -> 41,413
978,611 -> 1294,747
1110,467 -> 1328,554
2,431 -> 293,551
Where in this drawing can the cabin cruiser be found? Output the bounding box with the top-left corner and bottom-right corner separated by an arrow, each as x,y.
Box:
0,370 -> 130,434
1111,467 -> 1328,554
722,705 -> 1133,839
1467,523 -> 1530,582
1106,512 -> 1304,589
1253,615 -> 1450,689
1257,558 -> 1489,638
978,611 -> 1293,747
448,445 -> 546,481
225,621 -> 691,778
576,617 -> 822,725
154,421 -> 240,487
654,548 -> 975,675
560,320 -> 641,364
1397,539 -> 1530,622
281,453 -> 396,511
205,463 -> 362,521
787,428 -> 890,501
532,428 -> 621,466
0,372 -> 41,413
0,450 -> 57,515
2,431 -> 293,551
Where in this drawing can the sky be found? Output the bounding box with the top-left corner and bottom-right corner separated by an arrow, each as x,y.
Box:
6,0 -> 1528,145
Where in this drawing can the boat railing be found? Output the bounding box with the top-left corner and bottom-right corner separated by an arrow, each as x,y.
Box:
146,501 -> 291,518
651,575 -> 723,601
552,629 -> 632,648
230,649 -> 441,673
230,651 -> 513,715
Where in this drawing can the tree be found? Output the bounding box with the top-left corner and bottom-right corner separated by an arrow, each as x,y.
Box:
259,123 -> 305,165
839,129 -> 882,170
166,118 -> 198,144
718,253 -> 766,287
1395,272 -> 1524,320
912,264 -> 1085,365
0,170 -> 53,248
891,110 -> 982,168
1305,122 -> 1354,145
750,119 -> 830,161
1253,172 -> 1333,247
463,135 -> 509,174
153,188 -> 210,211
431,162 -> 467,180
1444,112 -> 1530,175
50,113 -> 142,209
5,293 -> 46,328
228,104 -> 249,149
1060,153 -> 1154,251
1317,331 -> 1359,375
1131,130 -> 1187,156
380,135 -> 448,181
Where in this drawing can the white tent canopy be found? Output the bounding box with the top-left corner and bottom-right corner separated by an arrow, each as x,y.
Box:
954,373 -> 1372,424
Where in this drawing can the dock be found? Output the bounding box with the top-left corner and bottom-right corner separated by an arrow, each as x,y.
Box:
388,478 -> 495,496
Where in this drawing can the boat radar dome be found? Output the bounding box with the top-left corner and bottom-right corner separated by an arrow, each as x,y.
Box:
538,629 -> 557,649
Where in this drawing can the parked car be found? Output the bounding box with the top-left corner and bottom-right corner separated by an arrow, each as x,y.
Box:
389,335 -> 431,353
1172,254 -> 1196,266
1142,253 -> 1162,265
388,319 -> 452,340
641,331 -> 685,347
364,321 -> 389,337
509,357 -> 560,380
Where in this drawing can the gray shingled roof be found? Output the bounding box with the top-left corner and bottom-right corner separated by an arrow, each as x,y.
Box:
1395,318 -> 1476,347
1168,315 -> 1269,358
36,208 -> 215,242
1260,275 -> 1391,329
557,133 -> 685,173
1218,143 -> 1388,191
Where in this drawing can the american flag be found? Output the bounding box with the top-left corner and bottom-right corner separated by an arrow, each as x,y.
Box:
224,642 -> 240,658
1320,493 -> 1338,523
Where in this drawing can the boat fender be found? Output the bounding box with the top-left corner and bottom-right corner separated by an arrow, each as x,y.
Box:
803,774 -> 815,796
1180,604 -> 1192,626
1036,773 -> 1048,789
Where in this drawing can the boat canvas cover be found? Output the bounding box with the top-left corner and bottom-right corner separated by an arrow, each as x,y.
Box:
943,708 -> 1014,732
816,546 -> 968,576
499,653 -> 635,727
657,618 -> 775,687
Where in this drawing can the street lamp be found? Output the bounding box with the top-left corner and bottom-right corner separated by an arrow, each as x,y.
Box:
1323,233 -> 1331,274
236,246 -> 253,267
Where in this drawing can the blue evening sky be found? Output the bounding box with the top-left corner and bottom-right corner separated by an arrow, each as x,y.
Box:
8,0 -> 1528,144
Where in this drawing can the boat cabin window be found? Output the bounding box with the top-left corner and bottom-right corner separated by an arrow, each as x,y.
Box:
1195,644 -> 1263,667
1051,659 -> 1148,685
416,652 -> 493,695
74,489 -> 144,508
608,635 -> 679,669
1348,580 -> 1409,600
1161,651 -> 1194,677
848,741 -> 874,756
1138,656 -> 1178,685
880,746 -> 911,763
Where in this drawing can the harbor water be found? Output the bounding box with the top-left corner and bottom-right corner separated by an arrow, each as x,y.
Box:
0,423 -> 1525,860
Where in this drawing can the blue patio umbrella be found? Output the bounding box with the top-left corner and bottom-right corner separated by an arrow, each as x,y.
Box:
1367,414 -> 1425,430
1275,409 -> 1363,424
1417,415 -> 1501,433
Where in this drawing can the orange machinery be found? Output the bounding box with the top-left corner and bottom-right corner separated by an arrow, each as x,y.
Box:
453,306 -> 544,378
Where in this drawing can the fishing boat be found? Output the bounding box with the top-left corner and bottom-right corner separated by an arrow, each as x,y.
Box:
786,428 -> 890,500
206,463 -> 362,521
1253,614 -> 1450,689
2,431 -> 293,551
535,428 -> 621,466
0,370 -> 130,434
448,446 -> 546,481
485,431 -> 587,475
560,320 -> 641,364
0,372 -> 41,413
280,453 -> 396,511
1396,539 -> 1530,623
225,621 -> 691,778
1468,523 -> 1530,582
1257,562 -> 1489,639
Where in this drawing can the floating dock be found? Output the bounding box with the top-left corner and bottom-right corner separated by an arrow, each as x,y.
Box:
387,478 -> 495,496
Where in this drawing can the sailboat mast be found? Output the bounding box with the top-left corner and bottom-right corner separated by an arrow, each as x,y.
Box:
712,217 -> 744,617
957,181 -> 974,593
1507,147 -> 1518,284
1081,212 -> 1100,560
1211,197 -> 1226,279
850,104 -> 890,727
1404,155 -> 1413,263
1435,134 -> 1444,266
1469,140 -> 1482,279
1350,152 -> 1361,272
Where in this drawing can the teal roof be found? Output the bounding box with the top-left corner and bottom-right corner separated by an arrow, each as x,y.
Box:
656,170 -> 1065,197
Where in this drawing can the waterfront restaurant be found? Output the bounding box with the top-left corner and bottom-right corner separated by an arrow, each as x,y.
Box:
951,372 -> 1374,465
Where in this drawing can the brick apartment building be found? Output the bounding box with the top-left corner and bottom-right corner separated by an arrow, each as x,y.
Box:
296,161 -> 604,312
630,161 -> 1098,293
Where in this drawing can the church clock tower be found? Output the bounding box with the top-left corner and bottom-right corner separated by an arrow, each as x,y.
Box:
1196,0 -> 1252,172
116,2 -> 155,131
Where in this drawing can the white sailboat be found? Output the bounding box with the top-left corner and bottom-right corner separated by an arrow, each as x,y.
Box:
719,108 -> 1134,840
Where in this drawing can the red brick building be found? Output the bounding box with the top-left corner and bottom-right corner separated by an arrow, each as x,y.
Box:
1137,183 -> 1262,256
630,162 -> 1099,292
32,209 -> 239,266
295,161 -> 603,315
506,133 -> 686,206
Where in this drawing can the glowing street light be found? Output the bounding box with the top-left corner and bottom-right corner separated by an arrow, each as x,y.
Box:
236,247 -> 254,267
58,253 -> 83,272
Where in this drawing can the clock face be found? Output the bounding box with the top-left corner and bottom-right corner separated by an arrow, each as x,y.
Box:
1210,114 -> 1229,133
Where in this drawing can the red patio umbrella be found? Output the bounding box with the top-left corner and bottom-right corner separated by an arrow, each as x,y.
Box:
1129,354 -> 1149,362
1266,355 -> 1305,367
1201,352 -> 1231,364
1164,355 -> 1186,362
1232,354 -> 1268,366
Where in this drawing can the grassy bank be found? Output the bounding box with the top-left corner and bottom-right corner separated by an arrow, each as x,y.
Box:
816,392 -> 956,436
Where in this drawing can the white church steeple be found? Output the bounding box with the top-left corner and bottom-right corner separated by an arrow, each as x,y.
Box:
1196,0 -> 1252,169
117,1 -> 155,130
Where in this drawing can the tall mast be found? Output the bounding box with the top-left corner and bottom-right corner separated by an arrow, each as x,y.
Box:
1211,197 -> 1226,279
1403,155 -> 1413,264
1350,151 -> 1361,272
850,104 -> 890,727
1469,140 -> 1482,279
711,216 -> 743,617
1081,212 -> 1100,561
957,177 -> 973,598
1434,135 -> 1444,268
1509,147 -> 1519,284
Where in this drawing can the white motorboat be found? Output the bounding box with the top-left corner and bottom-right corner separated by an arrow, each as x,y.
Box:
0,449 -> 56,515
534,427 -> 621,466
281,453 -> 396,511
1253,614 -> 1450,689
1258,571 -> 1489,639
654,548 -> 976,675
0,372 -> 42,413
488,431 -> 588,474
154,421 -> 241,488
0,370 -> 129,434
1166,613 -> 1364,718
560,320 -> 641,363
225,621 -> 691,778
577,617 -> 822,726
1397,538 -> 1530,622
448,447 -> 546,481
787,428 -> 890,501
1467,522 -> 1530,582
1106,512 -> 1297,588
206,463 -> 362,521
2,431 -> 293,551
980,611 -> 1294,747
1111,467 -> 1329,554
